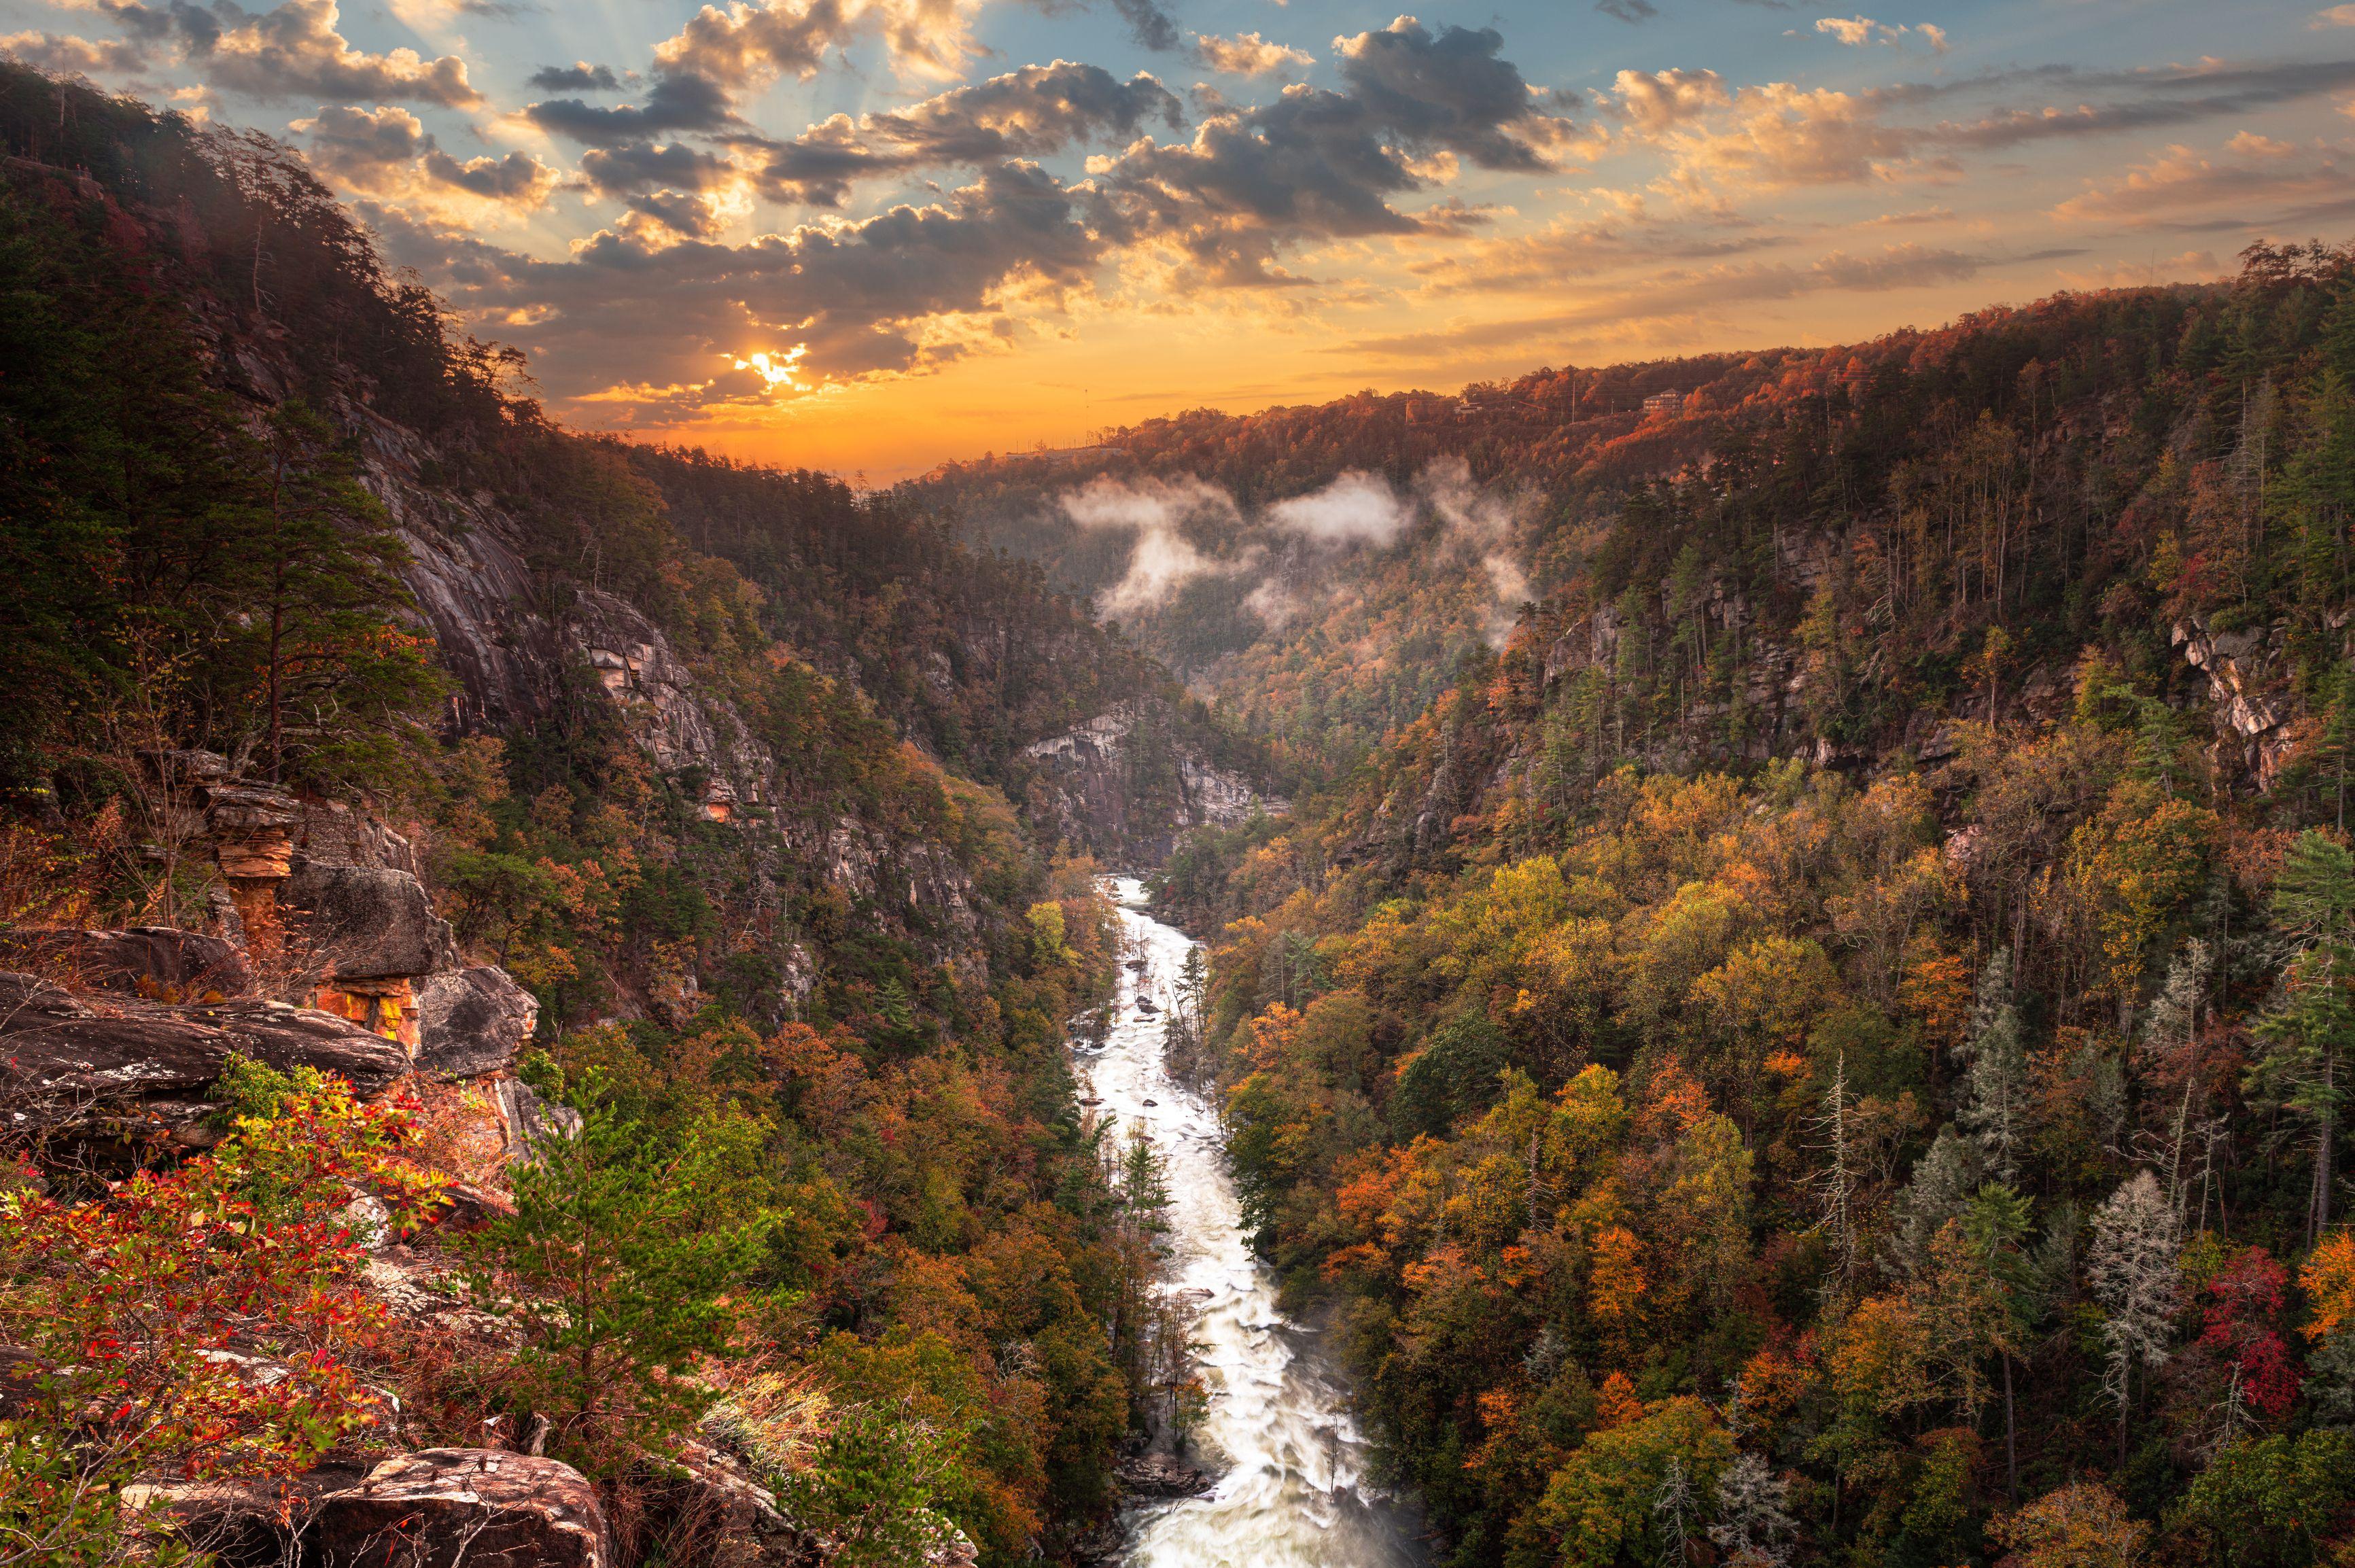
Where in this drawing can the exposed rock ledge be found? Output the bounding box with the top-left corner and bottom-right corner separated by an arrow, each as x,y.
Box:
0,971 -> 411,1140
1021,701 -> 1285,863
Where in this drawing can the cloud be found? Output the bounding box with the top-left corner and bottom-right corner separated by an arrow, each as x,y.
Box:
1601,67 -> 1731,135
423,147 -> 559,203
1419,455 -> 1532,644
1655,81 -> 1921,188
750,60 -> 1183,207
1192,31 -> 1312,78
50,0 -> 484,105
1059,474 -> 1243,614
652,0 -> 987,89
1596,0 -> 1658,21
1,30 -> 154,75
525,71 -> 736,145
296,100 -> 429,169
528,62 -> 621,91
1815,14 -> 1948,52
1060,462 -> 1529,638
1344,241 -> 2031,356
1109,0 -> 1181,52
572,141 -> 745,236
170,0 -> 483,107
2315,5 -> 2355,24
2049,139 -> 2355,228
1403,211 -> 1787,294
619,189 -> 734,237
360,20 -> 1601,405
1938,59 -> 2355,149
652,0 -> 849,86
1265,470 -> 1412,545
1332,17 -> 1584,173
386,0 -> 534,26
295,102 -> 557,209
366,156 -> 1104,404
578,140 -> 737,196
1596,56 -> 2355,205
1087,18 -> 1580,285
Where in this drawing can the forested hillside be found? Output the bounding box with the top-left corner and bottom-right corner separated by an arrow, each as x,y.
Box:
1142,243 -> 2355,1568
0,64 -> 1215,1567
913,275 -> 2297,791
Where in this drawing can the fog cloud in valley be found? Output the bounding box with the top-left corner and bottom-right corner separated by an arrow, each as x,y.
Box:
1055,462 -> 1535,643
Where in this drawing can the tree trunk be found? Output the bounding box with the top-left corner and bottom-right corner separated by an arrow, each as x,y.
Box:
2003,1351 -> 2019,1501
264,456 -> 287,782
2314,1051 -> 2337,1248
2117,1372 -> 2131,1471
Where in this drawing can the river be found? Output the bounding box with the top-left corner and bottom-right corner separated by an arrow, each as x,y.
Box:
1076,877 -> 1425,1568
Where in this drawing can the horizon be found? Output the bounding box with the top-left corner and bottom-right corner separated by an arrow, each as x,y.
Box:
4,0 -> 2349,478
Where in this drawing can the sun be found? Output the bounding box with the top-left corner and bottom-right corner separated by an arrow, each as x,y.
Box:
732,346 -> 810,392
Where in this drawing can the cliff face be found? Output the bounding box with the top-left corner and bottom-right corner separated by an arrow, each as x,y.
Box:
1019,701 -> 1285,865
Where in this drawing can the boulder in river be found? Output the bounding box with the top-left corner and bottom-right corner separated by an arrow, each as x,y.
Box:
1115,1451 -> 1214,1497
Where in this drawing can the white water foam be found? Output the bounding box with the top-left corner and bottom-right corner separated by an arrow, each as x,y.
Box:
1081,877 -> 1425,1568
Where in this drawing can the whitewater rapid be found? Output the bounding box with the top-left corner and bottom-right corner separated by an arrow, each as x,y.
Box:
1078,877 -> 1424,1568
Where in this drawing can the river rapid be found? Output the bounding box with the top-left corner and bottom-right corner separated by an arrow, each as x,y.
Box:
1077,877 -> 1425,1568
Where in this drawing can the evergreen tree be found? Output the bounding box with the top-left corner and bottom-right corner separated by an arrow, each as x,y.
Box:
466,1087 -> 771,1467
1962,1182 -> 2036,1498
1887,1127 -> 1984,1277
2252,831 -> 2355,1244
1957,948 -> 2032,1183
231,400 -> 442,788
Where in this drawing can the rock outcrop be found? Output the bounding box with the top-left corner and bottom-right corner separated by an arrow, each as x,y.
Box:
307,1448 -> 612,1568
0,927 -> 249,1000
355,424 -> 775,829
415,966 -> 540,1081
0,972 -> 412,1142
283,864 -> 457,1051
1022,701 -> 1284,863
2174,619 -> 2295,789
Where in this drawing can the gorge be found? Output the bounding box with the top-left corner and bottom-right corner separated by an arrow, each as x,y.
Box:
8,33 -> 2355,1568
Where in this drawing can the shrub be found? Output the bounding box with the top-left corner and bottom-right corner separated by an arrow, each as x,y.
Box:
0,1069 -> 436,1561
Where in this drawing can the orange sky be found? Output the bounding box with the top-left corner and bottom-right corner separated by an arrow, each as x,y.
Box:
3,0 -> 2341,478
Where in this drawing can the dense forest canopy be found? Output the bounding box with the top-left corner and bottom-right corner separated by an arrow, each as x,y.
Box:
1130,241 -> 2355,1568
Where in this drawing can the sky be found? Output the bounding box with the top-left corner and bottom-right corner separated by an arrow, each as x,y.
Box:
6,0 -> 2355,478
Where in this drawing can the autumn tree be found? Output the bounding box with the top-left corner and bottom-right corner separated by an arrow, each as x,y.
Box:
1991,1482 -> 2146,1568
